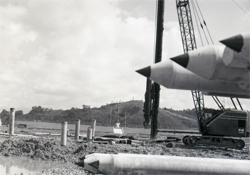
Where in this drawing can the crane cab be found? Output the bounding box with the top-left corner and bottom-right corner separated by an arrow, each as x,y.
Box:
205,109 -> 250,137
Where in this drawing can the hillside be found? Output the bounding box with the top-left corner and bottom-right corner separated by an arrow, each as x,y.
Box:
0,100 -> 198,130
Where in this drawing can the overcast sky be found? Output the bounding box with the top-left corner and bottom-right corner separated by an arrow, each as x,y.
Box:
0,0 -> 249,113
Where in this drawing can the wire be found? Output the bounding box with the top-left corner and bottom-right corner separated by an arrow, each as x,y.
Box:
190,0 -> 244,111
232,0 -> 250,18
192,0 -> 227,111
192,0 -> 210,45
191,0 -> 204,46
194,0 -> 214,45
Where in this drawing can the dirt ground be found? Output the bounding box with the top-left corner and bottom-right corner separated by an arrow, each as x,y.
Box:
0,133 -> 250,175
0,122 -> 250,174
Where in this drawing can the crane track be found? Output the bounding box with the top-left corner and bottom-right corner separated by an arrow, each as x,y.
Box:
182,135 -> 245,149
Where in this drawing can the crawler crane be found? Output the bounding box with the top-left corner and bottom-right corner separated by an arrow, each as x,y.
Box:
176,0 -> 249,149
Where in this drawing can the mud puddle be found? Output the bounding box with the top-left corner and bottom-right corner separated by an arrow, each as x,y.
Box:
0,156 -> 72,175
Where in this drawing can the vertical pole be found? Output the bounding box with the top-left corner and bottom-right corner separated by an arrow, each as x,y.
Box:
87,127 -> 93,140
143,79 -> 152,128
75,119 -> 80,140
9,108 -> 15,135
151,0 -> 165,139
92,119 -> 96,139
61,121 -> 67,146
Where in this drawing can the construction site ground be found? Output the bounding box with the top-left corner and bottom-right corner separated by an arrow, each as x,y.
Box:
0,121 -> 249,175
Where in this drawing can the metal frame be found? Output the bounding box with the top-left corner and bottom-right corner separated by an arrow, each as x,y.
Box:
176,0 -> 206,133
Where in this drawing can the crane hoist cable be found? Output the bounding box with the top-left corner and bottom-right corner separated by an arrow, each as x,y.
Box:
191,0 -> 210,45
191,0 -> 227,111
194,0 -> 214,44
192,0 -> 243,110
190,1 -> 204,46
192,0 -> 227,110
231,0 -> 250,18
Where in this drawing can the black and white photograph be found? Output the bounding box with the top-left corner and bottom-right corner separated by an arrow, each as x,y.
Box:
0,0 -> 249,174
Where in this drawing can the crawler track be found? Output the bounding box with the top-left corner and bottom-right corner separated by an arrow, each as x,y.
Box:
182,135 -> 245,149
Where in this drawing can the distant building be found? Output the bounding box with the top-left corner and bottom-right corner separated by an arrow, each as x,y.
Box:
82,105 -> 91,109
